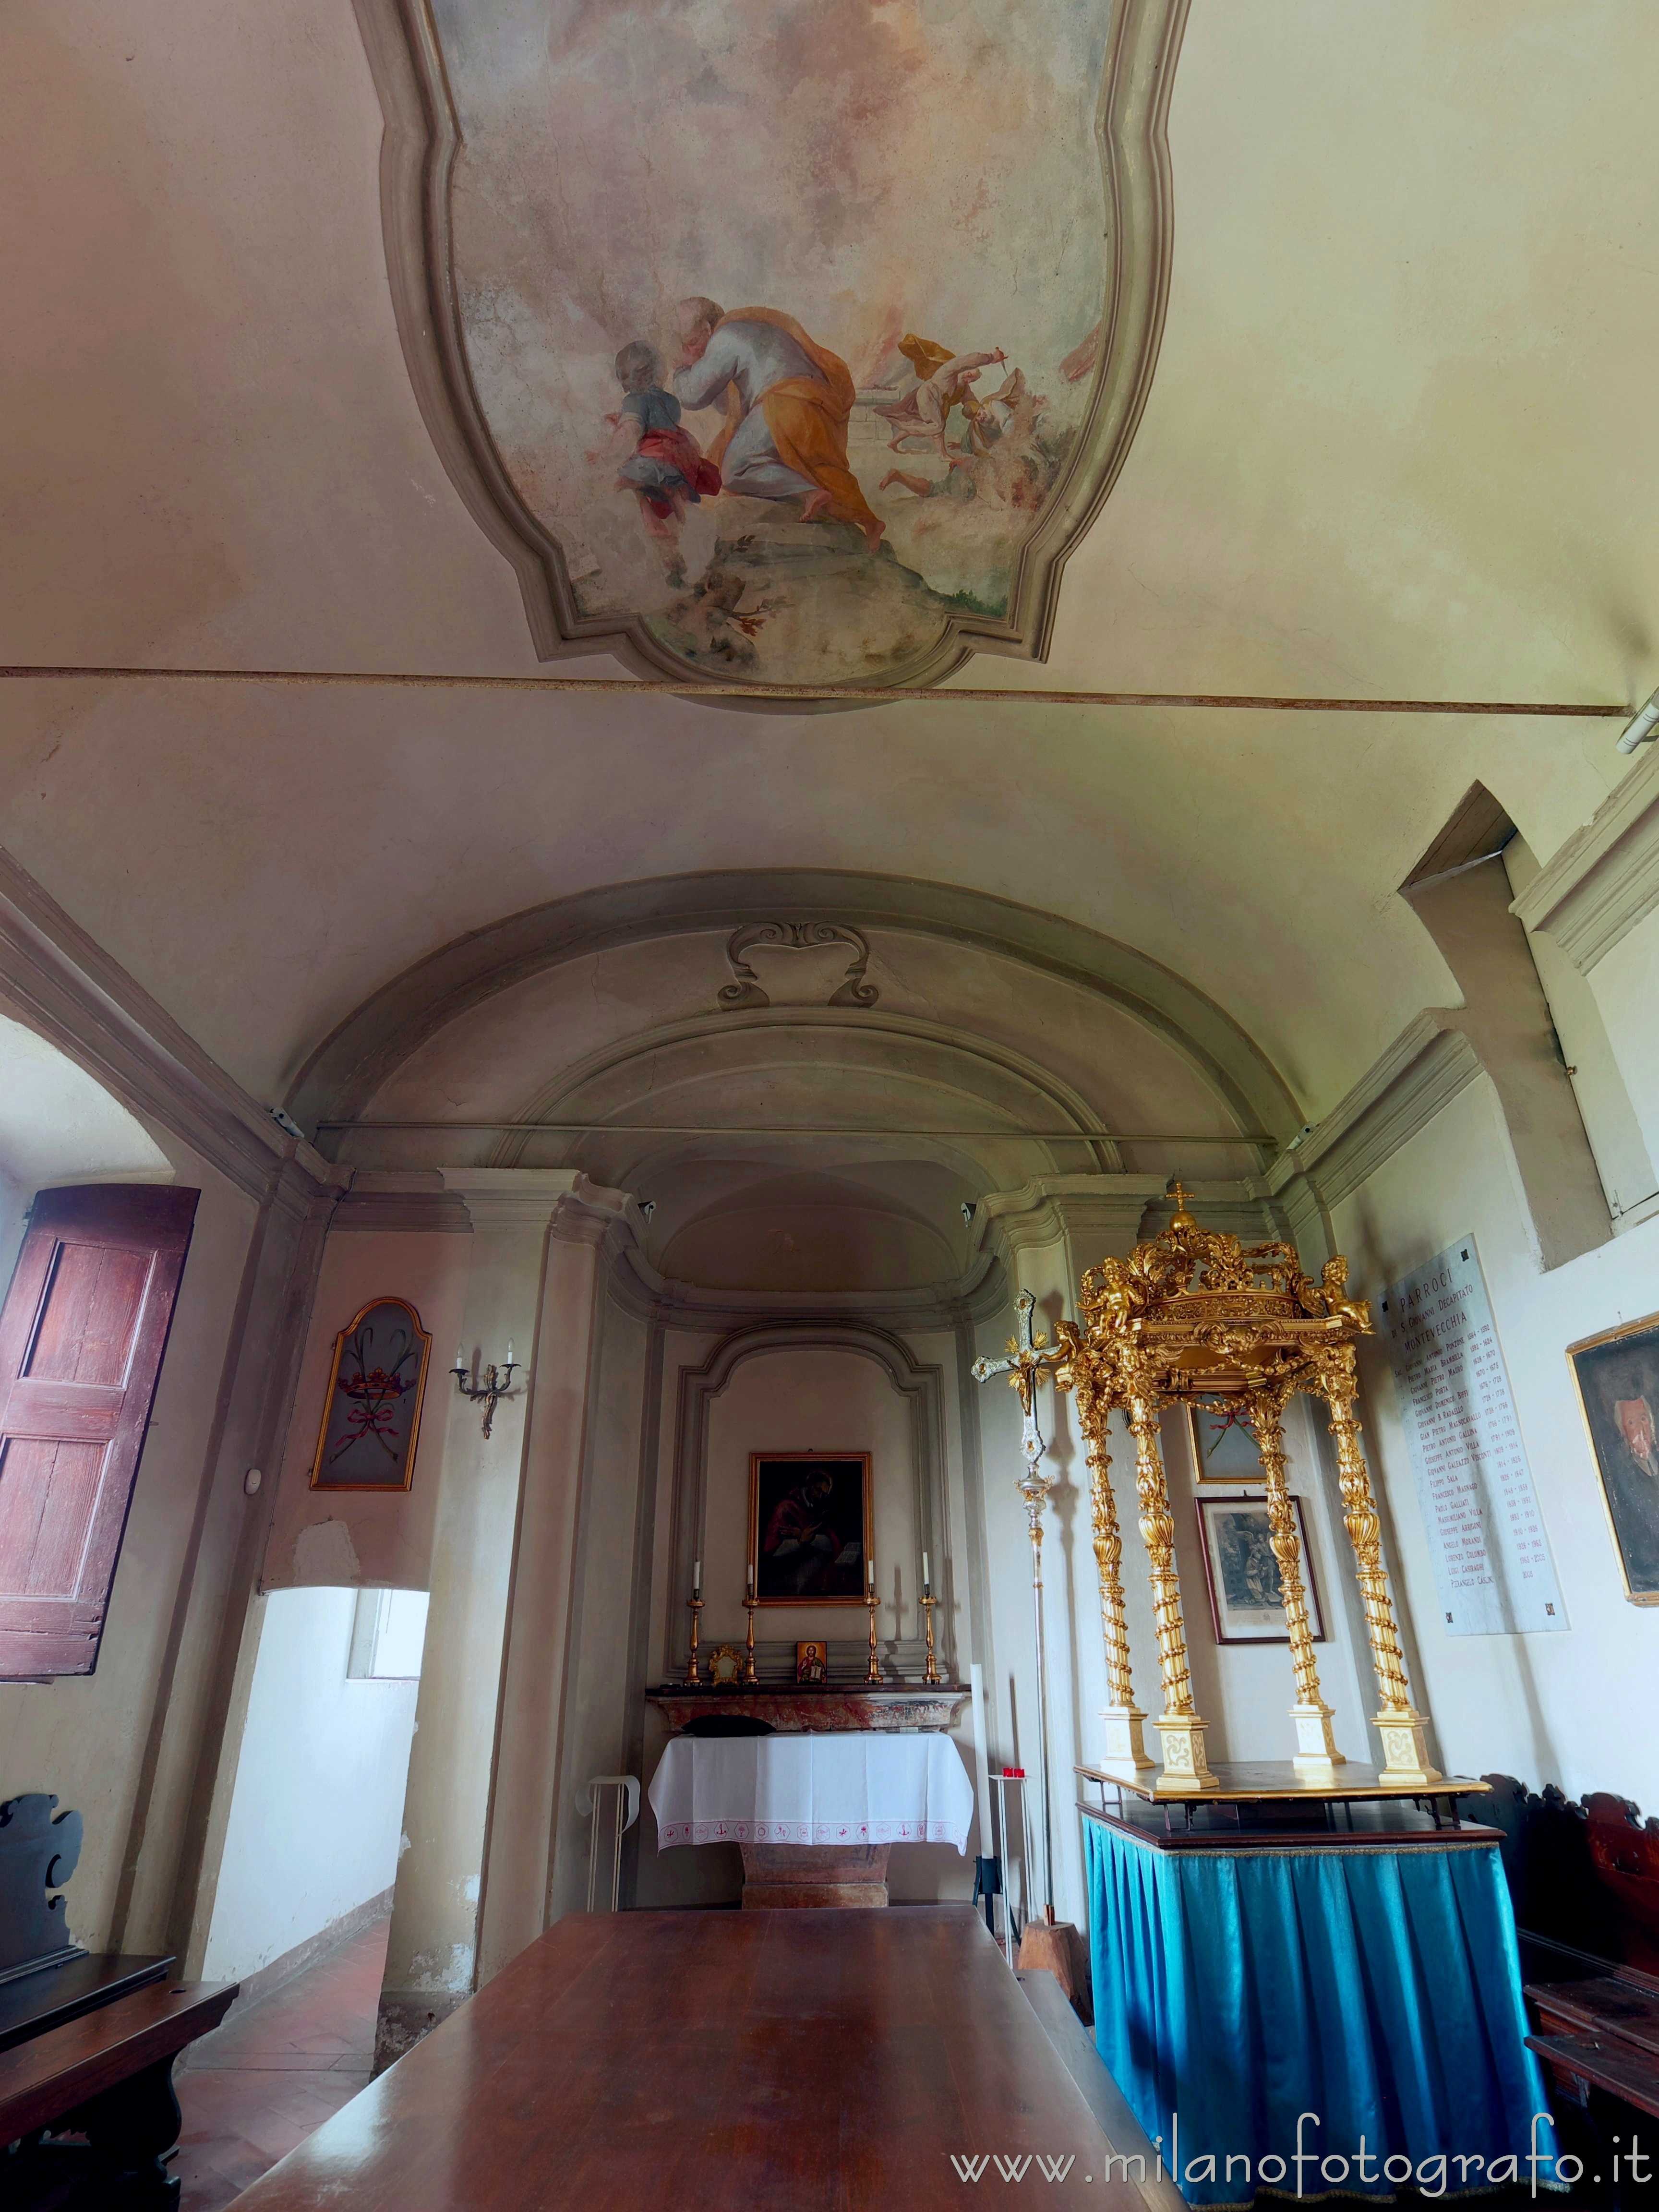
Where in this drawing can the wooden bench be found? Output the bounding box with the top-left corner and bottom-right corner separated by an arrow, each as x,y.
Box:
0,1976 -> 238,2205
0,1791 -> 237,2206
1526,2031 -> 1659,2122
1527,1972 -> 1659,2124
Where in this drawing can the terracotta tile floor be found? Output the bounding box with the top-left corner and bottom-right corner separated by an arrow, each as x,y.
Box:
172,1917 -> 389,2210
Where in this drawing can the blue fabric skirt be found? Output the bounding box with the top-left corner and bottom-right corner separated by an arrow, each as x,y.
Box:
1084,1815 -> 1562,2205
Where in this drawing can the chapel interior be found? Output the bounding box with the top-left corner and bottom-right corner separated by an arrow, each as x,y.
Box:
3,4 -> 1659,2208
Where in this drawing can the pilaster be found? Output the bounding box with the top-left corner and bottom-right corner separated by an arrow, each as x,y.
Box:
376,1171 -> 637,2067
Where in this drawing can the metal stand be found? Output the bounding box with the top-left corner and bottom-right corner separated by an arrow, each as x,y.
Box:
865,1590 -> 881,1682
576,1776 -> 640,1912
685,1596 -> 703,1685
742,1595 -> 759,1685
987,1769 -> 1030,1967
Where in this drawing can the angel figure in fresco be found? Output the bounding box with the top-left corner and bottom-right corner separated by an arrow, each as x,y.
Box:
672,298 -> 885,555
589,340 -> 722,587
873,335 -> 1007,458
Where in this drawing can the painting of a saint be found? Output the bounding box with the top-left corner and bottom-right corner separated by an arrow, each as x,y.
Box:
398,0 -> 1175,685
1196,1496 -> 1325,1645
749,1454 -> 871,1605
1568,1315 -> 1659,1602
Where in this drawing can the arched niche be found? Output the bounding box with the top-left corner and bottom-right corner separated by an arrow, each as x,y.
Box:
666,1321 -> 950,1674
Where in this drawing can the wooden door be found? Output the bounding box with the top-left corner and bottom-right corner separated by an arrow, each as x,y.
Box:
0,1185 -> 198,1676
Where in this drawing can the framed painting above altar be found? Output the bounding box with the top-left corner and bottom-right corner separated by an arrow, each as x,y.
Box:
750,1453 -> 871,1605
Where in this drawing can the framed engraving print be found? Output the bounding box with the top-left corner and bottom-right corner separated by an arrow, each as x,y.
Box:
309,1298 -> 432,1492
1186,1401 -> 1268,1487
1196,1494 -> 1324,1644
749,1453 -> 871,1605
1567,1310 -> 1659,1605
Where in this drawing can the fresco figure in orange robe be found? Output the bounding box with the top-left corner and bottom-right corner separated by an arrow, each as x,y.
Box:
673,297 -> 885,555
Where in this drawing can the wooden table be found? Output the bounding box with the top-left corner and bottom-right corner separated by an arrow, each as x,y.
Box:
229,1907 -> 1143,2210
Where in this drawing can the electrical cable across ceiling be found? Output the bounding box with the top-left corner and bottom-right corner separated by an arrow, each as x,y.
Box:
0,664 -> 1628,715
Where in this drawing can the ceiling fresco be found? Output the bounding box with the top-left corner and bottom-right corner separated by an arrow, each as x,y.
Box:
379,0 -> 1187,686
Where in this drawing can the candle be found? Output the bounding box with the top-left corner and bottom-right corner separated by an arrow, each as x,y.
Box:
747,1563 -> 754,1592
454,1345 -> 466,1371
505,1338 -> 515,1367
922,1550 -> 930,1591
867,1558 -> 875,1587
693,1558 -> 701,1597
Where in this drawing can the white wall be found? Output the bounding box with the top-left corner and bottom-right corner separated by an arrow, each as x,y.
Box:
204,1586 -> 421,1981
1336,1074 -> 1659,1809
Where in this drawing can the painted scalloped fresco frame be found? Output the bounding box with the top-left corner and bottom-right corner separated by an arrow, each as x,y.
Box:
351,0 -> 1190,693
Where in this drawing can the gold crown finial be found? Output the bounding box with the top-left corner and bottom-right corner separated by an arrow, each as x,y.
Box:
1167,1180 -> 1198,1230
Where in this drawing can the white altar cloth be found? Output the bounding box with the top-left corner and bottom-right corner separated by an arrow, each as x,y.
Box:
649,1731 -> 974,1852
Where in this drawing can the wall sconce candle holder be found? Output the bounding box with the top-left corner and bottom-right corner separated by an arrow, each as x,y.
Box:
451,1345 -> 519,1439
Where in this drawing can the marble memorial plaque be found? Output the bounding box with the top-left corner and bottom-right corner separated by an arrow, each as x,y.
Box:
1379,1237 -> 1565,1636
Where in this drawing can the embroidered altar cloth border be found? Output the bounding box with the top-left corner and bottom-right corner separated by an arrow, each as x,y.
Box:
649,1730 -> 975,1852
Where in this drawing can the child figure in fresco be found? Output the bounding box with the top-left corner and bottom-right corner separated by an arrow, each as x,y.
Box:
591,340 -> 721,587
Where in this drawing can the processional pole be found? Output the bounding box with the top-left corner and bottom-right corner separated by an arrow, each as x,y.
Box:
973,1291 -> 1059,1923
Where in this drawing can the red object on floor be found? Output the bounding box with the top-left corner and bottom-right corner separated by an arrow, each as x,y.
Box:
171,1917 -> 387,2210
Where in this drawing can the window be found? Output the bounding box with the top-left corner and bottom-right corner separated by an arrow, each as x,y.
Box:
347,1587 -> 430,1680
0,1184 -> 197,1676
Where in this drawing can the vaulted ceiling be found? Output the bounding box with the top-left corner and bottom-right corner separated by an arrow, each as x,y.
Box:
3,0 -> 1654,1284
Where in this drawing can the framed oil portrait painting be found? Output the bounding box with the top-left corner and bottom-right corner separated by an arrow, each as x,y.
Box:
1568,1311 -> 1659,1605
1186,1402 -> 1268,1487
749,1453 -> 871,1606
1196,1495 -> 1325,1645
309,1298 -> 432,1493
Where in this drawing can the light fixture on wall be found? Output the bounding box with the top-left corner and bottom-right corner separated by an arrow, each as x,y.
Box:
1617,685 -> 1659,753
451,1342 -> 519,1439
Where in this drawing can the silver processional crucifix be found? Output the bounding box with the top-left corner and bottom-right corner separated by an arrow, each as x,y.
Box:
971,1289 -> 1066,1926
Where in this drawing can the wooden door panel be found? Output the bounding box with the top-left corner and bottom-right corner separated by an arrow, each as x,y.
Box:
0,1440 -> 105,1596
23,1244 -> 153,1387
0,1185 -> 197,1677
0,1381 -> 123,1442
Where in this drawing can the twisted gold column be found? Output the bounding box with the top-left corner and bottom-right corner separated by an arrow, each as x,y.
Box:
1076,1367 -> 1152,1770
1124,1366 -> 1216,1791
1250,1387 -> 1344,1772
1314,1347 -> 1440,1784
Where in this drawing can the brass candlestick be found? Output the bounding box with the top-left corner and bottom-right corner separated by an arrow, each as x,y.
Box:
742,1593 -> 759,1685
866,1588 -> 882,1682
919,1593 -> 940,1684
685,1595 -> 704,1685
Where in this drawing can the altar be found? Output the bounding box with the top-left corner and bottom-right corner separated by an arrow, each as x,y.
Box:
648,1731 -> 975,1907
